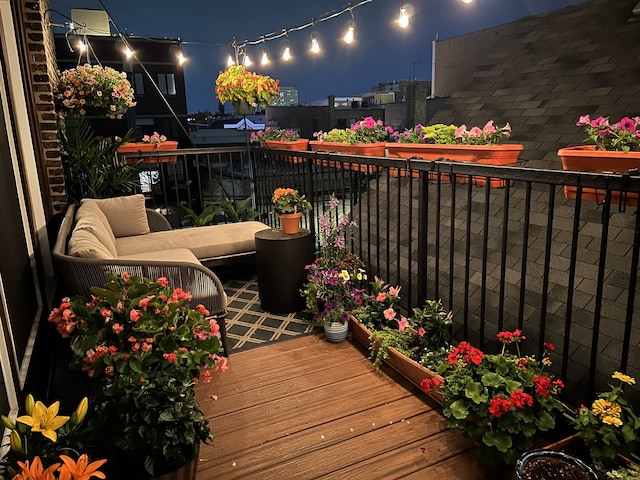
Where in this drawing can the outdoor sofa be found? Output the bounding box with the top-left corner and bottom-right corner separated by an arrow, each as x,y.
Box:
52,194 -> 270,355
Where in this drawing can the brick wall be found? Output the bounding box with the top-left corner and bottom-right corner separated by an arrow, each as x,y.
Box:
19,0 -> 66,218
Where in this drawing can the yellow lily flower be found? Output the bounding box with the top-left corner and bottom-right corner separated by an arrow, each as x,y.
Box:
25,394 -> 34,415
59,454 -> 107,480
16,400 -> 70,442
72,397 -> 88,425
10,430 -> 22,452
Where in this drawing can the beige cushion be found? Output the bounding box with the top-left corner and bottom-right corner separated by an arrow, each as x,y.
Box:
67,228 -> 114,259
118,248 -> 200,265
115,222 -> 270,260
84,194 -> 150,238
74,202 -> 117,257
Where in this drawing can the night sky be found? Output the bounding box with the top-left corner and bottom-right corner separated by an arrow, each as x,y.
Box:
49,0 -> 587,113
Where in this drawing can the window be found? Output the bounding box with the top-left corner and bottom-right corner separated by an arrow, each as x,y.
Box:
133,73 -> 144,95
157,73 -> 176,95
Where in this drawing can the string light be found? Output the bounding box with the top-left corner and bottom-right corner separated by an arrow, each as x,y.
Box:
282,41 -> 292,61
310,32 -> 320,54
124,47 -> 133,59
398,2 -> 409,29
462,0 -> 473,3
242,50 -> 251,67
77,40 -> 87,53
177,52 -> 186,65
344,7 -> 355,44
260,47 -> 269,65
226,53 -> 235,67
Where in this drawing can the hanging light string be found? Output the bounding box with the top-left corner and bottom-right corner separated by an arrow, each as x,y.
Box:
224,0 -> 374,63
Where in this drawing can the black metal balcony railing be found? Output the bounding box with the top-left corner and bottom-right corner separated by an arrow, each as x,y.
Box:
118,145 -> 640,405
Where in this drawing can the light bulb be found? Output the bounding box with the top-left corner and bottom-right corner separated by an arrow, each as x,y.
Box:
344,23 -> 355,44
243,54 -> 251,67
399,5 -> 409,29
77,41 -> 86,53
227,54 -> 234,67
177,52 -> 185,65
124,47 -> 133,59
462,0 -> 473,3
282,44 -> 291,61
261,49 -> 269,66
311,34 -> 320,54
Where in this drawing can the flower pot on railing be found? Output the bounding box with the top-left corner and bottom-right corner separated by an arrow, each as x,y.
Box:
309,141 -> 384,172
263,139 -> 309,163
558,145 -> 640,206
386,143 -> 523,187
118,141 -> 179,165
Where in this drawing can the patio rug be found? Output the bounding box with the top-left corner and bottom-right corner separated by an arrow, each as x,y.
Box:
222,276 -> 318,353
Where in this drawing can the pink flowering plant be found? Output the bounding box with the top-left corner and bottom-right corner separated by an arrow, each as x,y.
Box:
48,272 -> 225,476
576,115 -> 640,152
141,131 -> 168,144
314,116 -> 393,144
251,126 -> 301,144
454,120 -> 512,145
433,330 -> 565,467
54,64 -> 136,119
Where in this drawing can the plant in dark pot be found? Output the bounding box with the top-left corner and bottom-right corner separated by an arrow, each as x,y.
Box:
516,449 -> 599,480
48,273 -> 227,478
436,330 -> 565,468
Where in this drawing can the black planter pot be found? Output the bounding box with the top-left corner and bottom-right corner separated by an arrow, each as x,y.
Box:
516,449 -> 599,480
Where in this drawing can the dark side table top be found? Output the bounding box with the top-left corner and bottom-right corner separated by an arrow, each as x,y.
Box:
255,228 -> 311,241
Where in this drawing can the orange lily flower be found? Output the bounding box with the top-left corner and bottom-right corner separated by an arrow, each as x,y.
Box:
58,454 -> 107,480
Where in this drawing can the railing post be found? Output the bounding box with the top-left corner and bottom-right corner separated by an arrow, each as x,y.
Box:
417,170 -> 428,307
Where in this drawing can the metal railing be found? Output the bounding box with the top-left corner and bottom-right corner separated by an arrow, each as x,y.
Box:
119,145 -> 640,404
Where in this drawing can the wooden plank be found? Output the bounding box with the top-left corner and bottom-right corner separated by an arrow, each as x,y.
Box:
400,449 -> 486,480
195,334 -> 481,480
197,395 -> 432,479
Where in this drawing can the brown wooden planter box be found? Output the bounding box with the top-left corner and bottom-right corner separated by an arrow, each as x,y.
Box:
348,316 -> 444,404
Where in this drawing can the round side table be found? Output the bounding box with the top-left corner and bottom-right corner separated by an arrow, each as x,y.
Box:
254,228 -> 315,314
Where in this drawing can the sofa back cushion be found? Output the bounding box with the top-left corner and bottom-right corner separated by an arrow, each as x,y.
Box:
67,228 -> 114,259
74,201 -> 117,256
83,194 -> 150,238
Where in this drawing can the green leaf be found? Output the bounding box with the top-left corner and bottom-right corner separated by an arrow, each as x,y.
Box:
450,399 -> 470,420
535,410 -> 555,431
465,380 -> 488,404
481,372 -> 504,388
482,431 -> 512,453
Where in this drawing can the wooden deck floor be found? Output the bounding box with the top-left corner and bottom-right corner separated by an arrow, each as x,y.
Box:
195,335 -> 485,479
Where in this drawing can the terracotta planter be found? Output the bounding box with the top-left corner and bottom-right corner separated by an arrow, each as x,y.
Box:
118,141 -> 179,165
309,141 -> 384,172
348,316 -> 444,403
263,139 -> 309,163
279,212 -> 303,234
558,145 -> 640,206
386,142 -> 523,187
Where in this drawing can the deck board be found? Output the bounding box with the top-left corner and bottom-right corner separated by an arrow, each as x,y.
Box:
195,335 -> 480,479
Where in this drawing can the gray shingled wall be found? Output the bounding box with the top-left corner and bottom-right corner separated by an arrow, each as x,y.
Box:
356,0 -> 640,400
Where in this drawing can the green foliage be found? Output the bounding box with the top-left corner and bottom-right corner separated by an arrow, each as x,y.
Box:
606,463 -> 640,479
369,327 -> 415,369
58,116 -> 137,202
392,124 -> 458,144
314,117 -> 392,144
181,203 -> 220,227
215,196 -> 260,223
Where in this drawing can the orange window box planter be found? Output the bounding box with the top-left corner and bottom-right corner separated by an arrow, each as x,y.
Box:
309,141 -> 384,172
558,145 -> 640,206
118,141 -> 179,164
263,139 -> 309,163
386,142 -> 523,187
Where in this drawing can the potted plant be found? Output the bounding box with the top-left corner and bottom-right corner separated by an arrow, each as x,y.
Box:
54,63 -> 136,119
434,330 -> 565,467
117,131 -> 179,164
271,187 -> 312,234
214,65 -> 280,114
48,272 -> 226,478
302,195 -> 367,342
251,127 -> 309,161
0,394 -> 106,479
58,116 -> 138,202
310,116 -> 393,163
559,115 -> 640,205
387,120 -> 521,187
